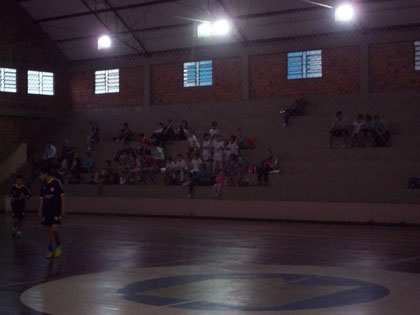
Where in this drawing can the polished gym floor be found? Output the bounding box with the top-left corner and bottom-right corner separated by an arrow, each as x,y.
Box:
1,213 -> 420,314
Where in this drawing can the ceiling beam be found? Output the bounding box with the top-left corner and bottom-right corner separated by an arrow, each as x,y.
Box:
36,0 -> 184,23
79,0 -> 144,56
102,0 -> 149,54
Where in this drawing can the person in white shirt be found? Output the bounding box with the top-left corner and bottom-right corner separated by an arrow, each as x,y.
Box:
190,153 -> 203,174
225,135 -> 239,160
187,132 -> 200,153
209,121 -> 219,140
164,157 -> 177,185
175,154 -> 187,183
212,135 -> 225,174
351,114 -> 366,147
43,141 -> 57,161
202,133 -> 213,171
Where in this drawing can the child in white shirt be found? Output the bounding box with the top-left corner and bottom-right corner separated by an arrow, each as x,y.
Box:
212,135 -> 225,174
209,121 -> 219,139
202,133 -> 213,171
188,132 -> 200,153
225,135 -> 239,160
190,153 -> 203,173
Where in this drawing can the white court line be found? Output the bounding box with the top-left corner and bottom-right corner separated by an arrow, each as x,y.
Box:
386,255 -> 420,264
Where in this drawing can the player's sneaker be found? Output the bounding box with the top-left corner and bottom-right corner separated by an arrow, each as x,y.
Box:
54,246 -> 62,258
45,252 -> 54,259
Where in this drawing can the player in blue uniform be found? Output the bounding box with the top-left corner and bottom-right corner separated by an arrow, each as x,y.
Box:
38,167 -> 66,259
9,175 -> 32,239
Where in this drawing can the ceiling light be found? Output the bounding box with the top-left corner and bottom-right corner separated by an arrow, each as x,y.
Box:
335,3 -> 355,22
197,23 -> 212,37
98,35 -> 111,50
212,20 -> 230,36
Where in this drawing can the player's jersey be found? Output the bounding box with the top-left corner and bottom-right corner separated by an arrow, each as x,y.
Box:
40,178 -> 65,215
9,184 -> 32,211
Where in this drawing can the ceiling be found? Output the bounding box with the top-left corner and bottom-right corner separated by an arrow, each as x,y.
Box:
18,0 -> 420,60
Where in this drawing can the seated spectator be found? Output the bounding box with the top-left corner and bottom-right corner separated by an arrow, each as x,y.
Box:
143,152 -> 158,184
209,121 -> 220,139
151,144 -> 165,167
212,135 -> 225,173
363,115 -> 375,146
257,149 -> 279,185
190,153 -> 203,174
213,169 -> 226,198
43,141 -> 57,163
69,152 -> 83,184
225,135 -> 239,161
202,133 -> 213,171
225,155 -> 243,186
373,115 -> 390,147
127,154 -> 146,185
175,154 -> 188,183
187,164 -> 213,199
118,152 -> 135,185
151,122 -> 165,146
281,96 -> 309,127
176,120 -> 189,140
60,139 -> 75,162
87,121 -> 100,150
351,114 -> 366,148
95,160 -> 117,196
114,123 -> 132,143
58,157 -> 70,182
328,111 -> 349,148
122,141 -> 136,157
137,132 -> 151,155
162,119 -> 176,144
81,152 -> 95,173
188,132 -> 200,153
236,128 -> 254,150
164,157 -> 177,185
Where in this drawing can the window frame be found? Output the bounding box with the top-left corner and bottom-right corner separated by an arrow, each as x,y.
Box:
183,60 -> 213,88
0,67 -> 17,93
415,41 -> 420,71
27,70 -> 54,95
287,50 -> 323,80
94,69 -> 120,94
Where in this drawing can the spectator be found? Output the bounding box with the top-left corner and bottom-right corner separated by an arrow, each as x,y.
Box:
351,114 -> 366,148
213,169 -> 226,197
363,115 -> 376,146
137,132 -> 151,155
164,157 -> 177,185
373,115 -> 390,147
225,135 -> 239,160
188,132 -> 200,153
58,157 -> 69,181
257,149 -> 279,185
69,152 -> 82,184
122,141 -> 136,158
60,139 -> 75,162
236,128 -> 254,150
190,153 -> 203,174
226,155 -> 243,186
209,121 -> 219,139
82,152 -> 95,173
143,152 -> 158,184
328,111 -> 349,148
281,96 -> 309,127
202,133 -> 213,171
118,152 -> 135,185
212,135 -> 225,173
114,123 -> 132,143
151,122 -> 165,146
151,144 -> 165,167
187,164 -> 213,199
162,119 -> 176,144
87,121 -> 100,150
175,154 -> 188,183
95,160 -> 117,196
43,141 -> 57,162
176,120 -> 189,140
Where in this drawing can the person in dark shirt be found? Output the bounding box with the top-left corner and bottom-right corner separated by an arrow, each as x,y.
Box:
39,167 -> 66,259
9,175 -> 32,239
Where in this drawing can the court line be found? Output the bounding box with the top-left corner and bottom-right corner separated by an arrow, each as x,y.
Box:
386,255 -> 420,264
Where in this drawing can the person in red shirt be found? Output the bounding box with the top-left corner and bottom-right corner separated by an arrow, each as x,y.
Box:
213,169 -> 226,197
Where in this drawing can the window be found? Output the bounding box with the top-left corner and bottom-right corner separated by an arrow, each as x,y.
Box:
0,68 -> 17,93
415,41 -> 420,71
288,50 -> 322,80
28,71 -> 54,95
183,60 -> 213,87
95,69 -> 119,94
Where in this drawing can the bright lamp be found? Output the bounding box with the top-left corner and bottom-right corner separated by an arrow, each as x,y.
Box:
335,3 -> 355,22
98,35 -> 111,50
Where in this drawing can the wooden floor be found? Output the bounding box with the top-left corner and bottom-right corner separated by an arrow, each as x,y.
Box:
2,213 -> 420,314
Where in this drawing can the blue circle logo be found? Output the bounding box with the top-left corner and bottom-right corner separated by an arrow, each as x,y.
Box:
118,273 -> 389,311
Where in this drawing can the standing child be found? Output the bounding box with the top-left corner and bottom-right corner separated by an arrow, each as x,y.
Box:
202,133 -> 213,171
212,135 -> 225,173
9,175 -> 32,239
213,169 -> 226,197
39,167 -> 66,259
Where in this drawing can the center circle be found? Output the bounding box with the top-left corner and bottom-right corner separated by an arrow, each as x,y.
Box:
118,272 -> 389,311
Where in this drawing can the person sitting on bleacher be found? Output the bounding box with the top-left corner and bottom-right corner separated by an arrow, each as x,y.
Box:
373,115 -> 390,147
118,152 -> 135,185
43,141 -> 57,165
176,120 -> 189,140
81,152 -> 95,173
151,144 -> 165,167
95,160 -> 118,196
114,122 -> 133,143
328,111 -> 349,148
187,164 -> 213,199
69,152 -> 83,184
281,96 -> 309,127
257,149 -> 279,186
137,132 -> 151,155
351,114 -> 366,148
362,115 -> 376,146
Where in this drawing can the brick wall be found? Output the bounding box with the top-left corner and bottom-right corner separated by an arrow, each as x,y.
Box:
370,41 -> 420,93
70,66 -> 144,109
250,46 -> 361,99
0,116 -> 50,142
151,58 -> 241,105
